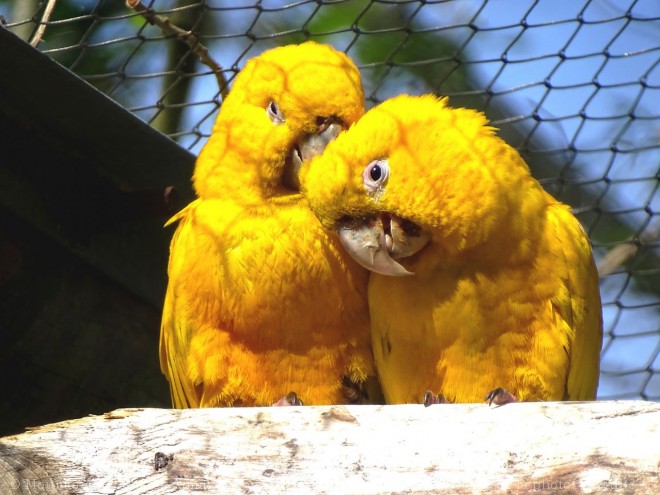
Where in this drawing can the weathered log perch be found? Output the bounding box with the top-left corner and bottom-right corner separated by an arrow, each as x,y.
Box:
0,401 -> 658,494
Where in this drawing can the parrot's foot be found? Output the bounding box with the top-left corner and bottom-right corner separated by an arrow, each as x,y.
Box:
423,390 -> 450,407
272,392 -> 304,407
485,387 -> 519,406
341,375 -> 369,404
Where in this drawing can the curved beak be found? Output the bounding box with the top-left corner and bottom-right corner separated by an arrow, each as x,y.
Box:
283,119 -> 343,190
337,214 -> 431,276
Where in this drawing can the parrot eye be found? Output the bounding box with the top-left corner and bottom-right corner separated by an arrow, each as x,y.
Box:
363,159 -> 389,193
267,101 -> 285,124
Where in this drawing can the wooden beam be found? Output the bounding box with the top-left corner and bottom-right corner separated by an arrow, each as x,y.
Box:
0,27 -> 197,306
0,402 -> 658,494
0,26 -> 196,197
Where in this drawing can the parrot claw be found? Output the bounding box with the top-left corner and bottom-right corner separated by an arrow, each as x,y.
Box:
341,375 -> 369,404
272,391 -> 304,407
485,387 -> 519,406
423,390 -> 450,407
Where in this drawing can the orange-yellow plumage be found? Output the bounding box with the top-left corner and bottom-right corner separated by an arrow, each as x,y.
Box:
160,42 -> 378,408
301,94 -> 603,404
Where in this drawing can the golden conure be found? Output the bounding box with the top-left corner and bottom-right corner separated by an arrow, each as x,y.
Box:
301,94 -> 603,405
160,42 -> 379,407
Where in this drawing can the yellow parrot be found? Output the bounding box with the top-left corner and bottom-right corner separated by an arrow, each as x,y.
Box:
160,42 -> 380,408
301,94 -> 603,405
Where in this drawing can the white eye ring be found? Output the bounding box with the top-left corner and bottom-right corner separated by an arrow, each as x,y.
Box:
362,159 -> 389,193
267,100 -> 285,124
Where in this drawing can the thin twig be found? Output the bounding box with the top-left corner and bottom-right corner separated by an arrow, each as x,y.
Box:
126,0 -> 229,101
597,227 -> 659,278
30,0 -> 57,47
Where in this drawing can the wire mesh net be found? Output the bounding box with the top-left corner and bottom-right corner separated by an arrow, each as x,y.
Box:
3,0 -> 659,401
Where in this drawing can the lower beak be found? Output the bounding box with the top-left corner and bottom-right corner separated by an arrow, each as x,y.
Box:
337,214 -> 431,276
282,122 -> 343,191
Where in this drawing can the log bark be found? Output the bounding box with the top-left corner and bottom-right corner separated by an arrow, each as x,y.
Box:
0,401 -> 658,494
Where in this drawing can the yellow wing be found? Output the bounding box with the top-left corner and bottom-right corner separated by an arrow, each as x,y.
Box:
160,200 -> 208,408
546,199 -> 602,400
160,290 -> 199,408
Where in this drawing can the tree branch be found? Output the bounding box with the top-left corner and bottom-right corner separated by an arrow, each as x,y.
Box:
2,403 -> 659,494
597,227 -> 660,278
125,0 -> 229,101
29,0 -> 57,47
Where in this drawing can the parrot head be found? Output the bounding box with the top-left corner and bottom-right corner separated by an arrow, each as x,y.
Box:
301,94 -> 535,276
193,42 -> 365,198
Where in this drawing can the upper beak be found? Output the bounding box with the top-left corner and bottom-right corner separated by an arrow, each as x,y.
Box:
337,213 -> 431,276
282,118 -> 343,191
